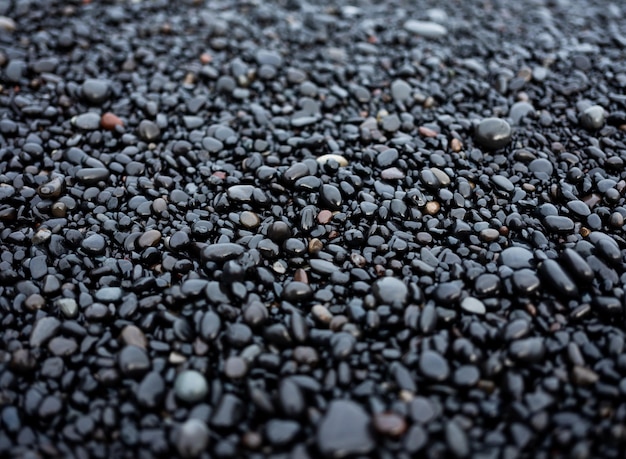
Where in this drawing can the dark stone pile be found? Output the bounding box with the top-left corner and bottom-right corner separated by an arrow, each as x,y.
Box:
1,0 -> 626,457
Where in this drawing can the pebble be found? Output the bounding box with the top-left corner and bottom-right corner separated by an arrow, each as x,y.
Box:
372,276 -> 408,308
81,79 -> 110,104
73,112 -> 102,130
174,370 -> 209,403
176,419 -> 210,458
580,105 -> 605,130
138,120 -> 160,141
538,259 -> 578,297
316,400 -> 374,457
55,298 -> 78,318
317,154 -> 348,167
403,20 -> 448,38
29,317 -> 61,348
460,296 -> 486,315
419,350 -> 450,381
509,338 -> 546,363
499,247 -> 534,269
118,345 -> 151,377
101,112 -> 124,130
475,118 -> 512,149
81,234 -> 106,255
2,2 -> 626,458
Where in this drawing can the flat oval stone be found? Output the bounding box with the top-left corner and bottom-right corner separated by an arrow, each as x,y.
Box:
538,259 -> 578,297
528,158 -> 553,179
320,184 -> 342,210
509,337 -> 545,363
403,20 -> 447,38
474,273 -> 500,296
512,269 -> 541,294
372,277 -> 408,308
76,168 -> 110,185
227,185 -> 255,202
282,281 -> 313,301
73,112 -> 101,130
81,233 -> 106,254
137,229 -> 161,248
499,247 -> 534,269
561,248 -> 594,282
174,370 -> 209,403
419,350 -> 450,381
460,296 -> 486,315
566,200 -> 591,217
316,400 -> 374,457
81,79 -> 110,104
475,118 -> 512,149
202,243 -> 244,261
544,215 -> 574,233
95,286 -> 123,303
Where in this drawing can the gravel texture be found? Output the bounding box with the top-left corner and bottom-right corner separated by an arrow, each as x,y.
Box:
1,0 -> 626,458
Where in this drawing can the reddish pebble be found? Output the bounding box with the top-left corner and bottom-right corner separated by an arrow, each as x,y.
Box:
318,210 -> 333,224
200,53 -> 212,64
373,412 -> 407,437
294,268 -> 309,284
419,126 -> 438,137
101,112 -> 123,130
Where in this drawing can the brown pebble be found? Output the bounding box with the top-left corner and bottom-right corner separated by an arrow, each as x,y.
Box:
101,112 -> 124,130
329,315 -> 348,331
450,138 -> 462,152
200,52 -> 212,64
183,72 -> 196,85
51,201 -> 67,217
308,238 -> 323,254
424,201 -> 440,215
294,268 -> 309,284
479,228 -> 500,242
373,412 -> 407,437
242,431 -> 262,450
317,210 -> 333,224
24,293 -> 45,311
138,229 -> 162,248
120,325 -> 147,349
418,126 -> 438,137
311,305 -> 332,325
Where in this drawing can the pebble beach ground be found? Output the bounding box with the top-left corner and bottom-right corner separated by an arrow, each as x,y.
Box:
1,0 -> 626,458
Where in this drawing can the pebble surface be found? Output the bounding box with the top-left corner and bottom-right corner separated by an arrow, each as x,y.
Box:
1,1 -> 626,458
